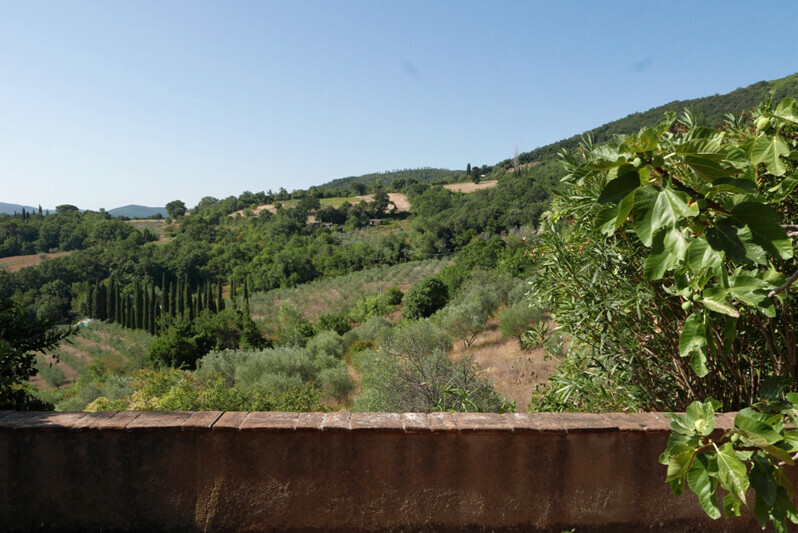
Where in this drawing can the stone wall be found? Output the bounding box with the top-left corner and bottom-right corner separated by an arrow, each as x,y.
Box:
0,410 -> 764,532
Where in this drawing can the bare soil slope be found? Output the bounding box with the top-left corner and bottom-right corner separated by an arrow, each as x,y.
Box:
0,251 -> 71,272
443,180 -> 498,193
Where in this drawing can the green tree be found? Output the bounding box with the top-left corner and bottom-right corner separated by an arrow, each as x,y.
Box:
402,278 -> 449,320
165,199 -> 187,219
1,294 -> 73,409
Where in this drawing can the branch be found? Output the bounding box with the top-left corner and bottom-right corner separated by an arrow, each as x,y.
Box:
769,269 -> 798,298
782,225 -> 798,238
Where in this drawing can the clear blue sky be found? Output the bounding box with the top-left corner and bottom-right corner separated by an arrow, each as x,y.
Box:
1,1 -> 796,210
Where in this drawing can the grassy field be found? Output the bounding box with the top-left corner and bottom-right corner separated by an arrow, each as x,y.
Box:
0,251 -> 71,272
32,321 -> 154,410
127,218 -> 167,237
249,258 -> 450,323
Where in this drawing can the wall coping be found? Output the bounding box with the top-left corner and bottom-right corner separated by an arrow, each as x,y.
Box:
0,410 -> 735,433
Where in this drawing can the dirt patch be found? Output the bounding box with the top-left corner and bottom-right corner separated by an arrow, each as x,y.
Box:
353,193 -> 411,213
0,251 -> 71,273
29,353 -> 80,391
449,321 -> 557,411
443,180 -> 498,193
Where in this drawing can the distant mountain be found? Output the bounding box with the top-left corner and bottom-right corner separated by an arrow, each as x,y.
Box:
0,202 -> 50,215
107,205 -> 167,218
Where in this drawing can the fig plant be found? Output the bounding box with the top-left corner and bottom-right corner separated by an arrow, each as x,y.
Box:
561,95 -> 798,530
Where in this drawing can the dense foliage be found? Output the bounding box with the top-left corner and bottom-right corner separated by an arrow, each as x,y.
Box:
536,93 -> 798,530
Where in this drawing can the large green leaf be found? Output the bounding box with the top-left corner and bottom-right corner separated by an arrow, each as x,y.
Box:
633,185 -> 690,246
728,274 -> 776,317
729,203 -> 793,260
685,155 -> 733,181
768,170 -> 798,202
773,97 -> 798,124
687,456 -> 721,519
709,177 -> 756,194
594,192 -> 635,236
643,228 -> 683,280
750,455 -> 777,507
699,295 -> 739,317
751,133 -> 790,176
687,238 -> 723,274
707,222 -> 768,264
598,167 -> 640,204
715,442 -> 750,502
735,409 -> 783,445
680,312 -> 707,357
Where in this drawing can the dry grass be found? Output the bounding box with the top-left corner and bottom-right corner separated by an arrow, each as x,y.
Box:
449,319 -> 557,410
230,192 -> 412,218
0,251 -> 71,272
443,180 -> 498,193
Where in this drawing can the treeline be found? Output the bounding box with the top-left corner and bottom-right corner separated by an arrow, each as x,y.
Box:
319,167 -> 461,191
0,204 -> 151,258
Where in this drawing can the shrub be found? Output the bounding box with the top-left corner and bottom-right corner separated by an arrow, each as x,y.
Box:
498,301 -> 544,347
383,286 -> 403,305
358,315 -> 394,340
353,320 -> 506,412
306,330 -> 345,360
402,278 -> 448,320
349,293 -> 392,323
318,366 -> 355,403
315,312 -> 351,335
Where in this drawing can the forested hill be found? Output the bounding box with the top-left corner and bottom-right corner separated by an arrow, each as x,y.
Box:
494,72 -> 798,176
319,168 -> 461,191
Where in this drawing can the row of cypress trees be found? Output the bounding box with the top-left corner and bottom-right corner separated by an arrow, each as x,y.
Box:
85,275 -> 250,336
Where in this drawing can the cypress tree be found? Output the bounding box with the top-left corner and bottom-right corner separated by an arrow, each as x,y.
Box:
107,278 -> 114,323
134,282 -> 141,329
86,283 -> 94,318
94,280 -> 102,319
244,278 -> 250,313
97,282 -> 107,320
207,282 -> 215,314
115,283 -> 121,324
217,281 -> 224,312
143,285 -> 150,332
161,274 -> 168,317
230,280 -> 237,306
176,277 -> 184,317
170,281 -> 177,318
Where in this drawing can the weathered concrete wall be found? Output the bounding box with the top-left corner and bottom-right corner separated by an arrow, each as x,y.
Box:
0,410 -> 769,532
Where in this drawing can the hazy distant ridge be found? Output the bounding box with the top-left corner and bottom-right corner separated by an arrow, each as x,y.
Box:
0,202 -> 48,215
107,205 -> 167,218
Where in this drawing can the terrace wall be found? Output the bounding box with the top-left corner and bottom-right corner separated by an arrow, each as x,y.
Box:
0,410 -> 768,532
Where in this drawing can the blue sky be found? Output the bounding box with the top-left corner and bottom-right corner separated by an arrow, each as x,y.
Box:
1,1 -> 796,210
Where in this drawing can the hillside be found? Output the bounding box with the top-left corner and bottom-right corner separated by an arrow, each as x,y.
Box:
319,168 -> 461,191
494,72 -> 798,178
